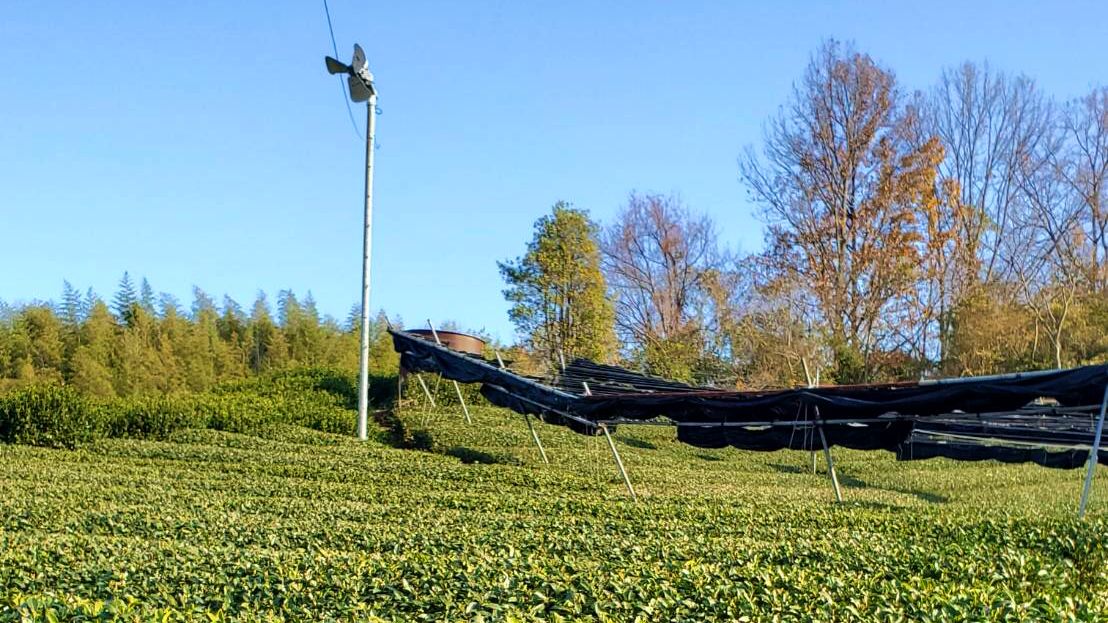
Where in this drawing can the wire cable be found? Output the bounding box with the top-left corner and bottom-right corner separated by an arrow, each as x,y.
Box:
322,0 -> 362,139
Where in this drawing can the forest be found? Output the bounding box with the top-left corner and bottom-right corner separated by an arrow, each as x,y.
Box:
3,41 -> 1108,396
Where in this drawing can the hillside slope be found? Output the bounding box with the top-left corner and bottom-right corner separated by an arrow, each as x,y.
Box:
1,404 -> 1107,621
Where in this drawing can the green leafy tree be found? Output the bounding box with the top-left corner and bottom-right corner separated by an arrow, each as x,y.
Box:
71,301 -> 116,398
499,202 -> 616,370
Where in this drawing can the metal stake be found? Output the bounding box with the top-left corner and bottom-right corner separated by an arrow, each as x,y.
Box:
817,423 -> 843,503
415,374 -> 436,407
1078,382 -> 1108,518
493,349 -> 547,462
524,414 -> 549,464
600,423 -> 637,501
427,320 -> 472,424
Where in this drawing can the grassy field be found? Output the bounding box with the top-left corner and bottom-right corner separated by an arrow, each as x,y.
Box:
2,402 -> 1107,621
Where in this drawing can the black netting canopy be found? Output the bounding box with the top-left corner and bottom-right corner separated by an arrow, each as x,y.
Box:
392,329 -> 1108,468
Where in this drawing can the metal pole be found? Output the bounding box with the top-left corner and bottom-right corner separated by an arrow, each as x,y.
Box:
600,423 -> 637,501
355,94 -> 378,441
415,373 -> 436,407
524,414 -> 549,464
817,423 -> 843,503
1078,382 -> 1108,518
496,349 -> 547,462
804,369 -> 817,473
427,320 -> 472,424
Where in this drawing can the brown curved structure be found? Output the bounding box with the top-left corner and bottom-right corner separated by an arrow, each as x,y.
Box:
406,329 -> 486,356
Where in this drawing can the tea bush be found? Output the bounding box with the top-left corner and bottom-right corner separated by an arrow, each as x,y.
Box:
0,384 -> 100,448
1,405 -> 1106,621
0,367 -> 366,447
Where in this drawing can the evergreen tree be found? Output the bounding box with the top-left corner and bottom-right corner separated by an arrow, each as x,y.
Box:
140,278 -> 156,316
60,280 -> 83,327
59,281 -> 84,380
113,272 -> 138,325
499,202 -> 617,369
191,287 -> 216,319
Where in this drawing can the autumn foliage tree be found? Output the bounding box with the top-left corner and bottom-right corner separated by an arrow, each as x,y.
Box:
741,41 -> 956,383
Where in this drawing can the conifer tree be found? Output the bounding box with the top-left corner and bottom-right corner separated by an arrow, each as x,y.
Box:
113,272 -> 138,325
499,202 -> 617,369
60,280 -> 83,327
140,278 -> 156,316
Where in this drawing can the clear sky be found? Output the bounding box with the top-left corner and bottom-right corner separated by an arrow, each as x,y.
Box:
2,1 -> 1106,341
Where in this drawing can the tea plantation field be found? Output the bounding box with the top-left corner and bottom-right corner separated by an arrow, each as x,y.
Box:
2,404 -> 1107,621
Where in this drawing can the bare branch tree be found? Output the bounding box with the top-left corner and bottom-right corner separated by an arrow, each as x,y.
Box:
926,62 -> 1053,283
600,193 -> 725,380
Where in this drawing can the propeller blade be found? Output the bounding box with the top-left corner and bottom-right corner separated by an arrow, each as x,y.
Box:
325,56 -> 350,75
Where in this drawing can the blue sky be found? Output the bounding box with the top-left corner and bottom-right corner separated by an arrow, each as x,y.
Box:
2,1 -> 1105,341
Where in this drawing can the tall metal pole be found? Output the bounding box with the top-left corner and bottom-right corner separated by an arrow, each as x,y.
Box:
1078,381 -> 1108,518
356,94 -> 377,441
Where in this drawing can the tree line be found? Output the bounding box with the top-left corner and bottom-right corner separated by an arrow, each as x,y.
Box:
0,273 -> 400,397
6,41 -> 1106,394
501,41 -> 1108,386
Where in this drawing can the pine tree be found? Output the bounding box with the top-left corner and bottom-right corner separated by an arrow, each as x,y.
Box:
191,287 -> 216,319
113,272 -> 138,325
60,280 -> 83,327
140,278 -> 156,316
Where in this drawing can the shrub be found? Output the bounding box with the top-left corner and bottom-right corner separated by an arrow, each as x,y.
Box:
103,395 -> 207,439
0,384 -> 101,449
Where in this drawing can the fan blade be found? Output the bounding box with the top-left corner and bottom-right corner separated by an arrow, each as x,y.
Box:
325,56 -> 350,75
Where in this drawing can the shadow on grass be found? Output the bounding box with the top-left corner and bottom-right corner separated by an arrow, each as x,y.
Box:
618,436 -> 657,450
837,474 -> 949,505
697,453 -> 724,462
446,446 -> 521,466
768,462 -> 948,504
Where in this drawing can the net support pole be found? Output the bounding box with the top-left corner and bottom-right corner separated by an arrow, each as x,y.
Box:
817,423 -> 843,504
600,423 -> 637,501
427,320 -> 472,424
415,374 -> 436,407
524,413 -> 549,464
804,368 -> 819,474
1078,381 -> 1108,518
495,349 -> 548,464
